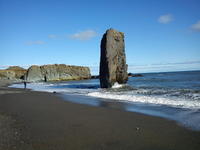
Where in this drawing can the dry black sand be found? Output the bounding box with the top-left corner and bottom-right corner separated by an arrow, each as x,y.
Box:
0,86 -> 200,150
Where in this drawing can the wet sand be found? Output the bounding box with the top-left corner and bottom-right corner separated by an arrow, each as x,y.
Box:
0,86 -> 200,150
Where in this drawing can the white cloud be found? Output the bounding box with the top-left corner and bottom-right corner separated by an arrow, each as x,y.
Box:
70,30 -> 97,40
26,40 -> 46,45
48,34 -> 57,39
191,20 -> 200,32
158,14 -> 173,24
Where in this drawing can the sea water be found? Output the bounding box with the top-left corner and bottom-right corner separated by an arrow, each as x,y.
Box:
10,70 -> 200,131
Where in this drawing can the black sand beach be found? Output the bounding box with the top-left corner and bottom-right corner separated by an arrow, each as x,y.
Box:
0,85 -> 200,150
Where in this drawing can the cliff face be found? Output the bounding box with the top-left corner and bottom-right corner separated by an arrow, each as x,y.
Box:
26,65 -> 44,82
6,66 -> 27,79
0,66 -> 27,80
0,70 -> 16,80
0,64 -> 91,82
26,64 -> 91,82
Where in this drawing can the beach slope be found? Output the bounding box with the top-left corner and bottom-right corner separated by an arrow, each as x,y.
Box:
0,87 -> 200,150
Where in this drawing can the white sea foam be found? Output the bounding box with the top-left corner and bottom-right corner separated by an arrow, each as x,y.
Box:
9,82 -> 97,94
88,91 -> 200,109
10,82 -> 200,109
111,82 -> 125,88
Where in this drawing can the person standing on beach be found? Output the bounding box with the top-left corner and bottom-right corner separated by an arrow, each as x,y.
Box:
24,81 -> 27,89
23,75 -> 27,89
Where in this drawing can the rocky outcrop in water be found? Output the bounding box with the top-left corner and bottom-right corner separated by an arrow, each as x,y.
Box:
128,73 -> 143,77
91,75 -> 99,79
99,29 -> 128,88
26,64 -> 91,82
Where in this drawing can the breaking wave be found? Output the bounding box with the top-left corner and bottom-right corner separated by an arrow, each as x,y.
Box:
88,91 -> 200,109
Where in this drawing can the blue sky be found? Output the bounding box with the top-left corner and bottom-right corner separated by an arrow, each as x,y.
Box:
0,0 -> 200,74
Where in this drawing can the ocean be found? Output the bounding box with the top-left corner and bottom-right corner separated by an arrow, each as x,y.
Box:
10,70 -> 200,131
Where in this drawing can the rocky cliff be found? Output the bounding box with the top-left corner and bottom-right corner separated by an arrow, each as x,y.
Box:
26,65 -> 44,82
99,29 -> 128,88
26,64 -> 91,82
0,66 -> 26,80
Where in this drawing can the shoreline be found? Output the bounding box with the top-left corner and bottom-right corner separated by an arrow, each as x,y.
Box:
9,80 -> 200,131
0,84 -> 200,149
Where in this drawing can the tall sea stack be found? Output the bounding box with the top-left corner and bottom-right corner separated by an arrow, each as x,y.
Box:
100,29 -> 128,88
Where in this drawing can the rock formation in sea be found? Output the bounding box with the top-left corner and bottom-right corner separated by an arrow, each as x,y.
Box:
99,29 -> 128,88
26,64 -> 91,82
128,73 -> 143,77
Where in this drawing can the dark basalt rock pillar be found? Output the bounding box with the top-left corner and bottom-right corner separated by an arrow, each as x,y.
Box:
100,29 -> 128,88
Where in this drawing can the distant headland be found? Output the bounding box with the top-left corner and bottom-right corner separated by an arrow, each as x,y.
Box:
0,64 -> 91,82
